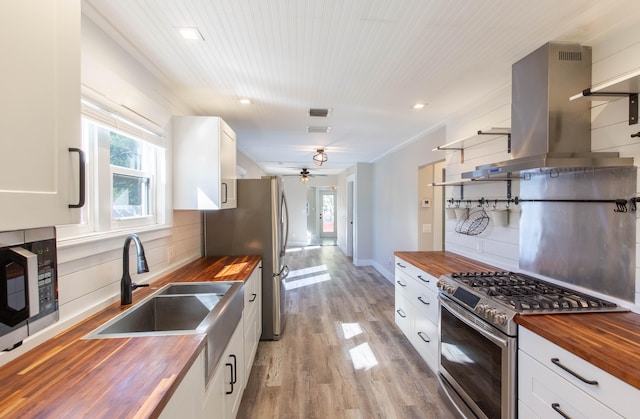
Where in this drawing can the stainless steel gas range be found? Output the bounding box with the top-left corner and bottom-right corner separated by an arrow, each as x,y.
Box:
436,271 -> 626,419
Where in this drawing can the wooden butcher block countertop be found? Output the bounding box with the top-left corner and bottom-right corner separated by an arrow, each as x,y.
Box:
394,251 -> 640,391
0,255 -> 261,418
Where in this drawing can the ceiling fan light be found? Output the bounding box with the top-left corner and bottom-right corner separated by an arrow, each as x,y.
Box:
313,149 -> 328,166
300,174 -> 310,183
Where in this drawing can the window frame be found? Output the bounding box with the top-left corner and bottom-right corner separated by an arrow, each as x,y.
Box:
57,100 -> 169,241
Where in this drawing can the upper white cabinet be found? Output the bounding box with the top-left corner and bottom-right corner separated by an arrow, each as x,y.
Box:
0,0 -> 82,230
173,116 -> 237,210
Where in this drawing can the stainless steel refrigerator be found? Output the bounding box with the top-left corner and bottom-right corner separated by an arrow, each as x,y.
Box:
204,176 -> 289,340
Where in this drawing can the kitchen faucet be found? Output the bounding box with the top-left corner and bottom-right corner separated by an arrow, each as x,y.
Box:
121,233 -> 150,305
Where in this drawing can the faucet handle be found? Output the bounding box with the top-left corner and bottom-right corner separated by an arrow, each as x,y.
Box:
132,283 -> 150,291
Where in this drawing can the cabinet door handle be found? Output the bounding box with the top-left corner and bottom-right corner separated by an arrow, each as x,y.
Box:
230,354 -> 237,385
396,309 -> 407,318
417,296 -> 430,305
417,331 -> 431,343
222,182 -> 228,204
550,358 -> 599,385
249,293 -> 257,302
396,262 -> 406,268
68,148 -> 86,208
551,403 -> 572,419
417,275 -> 430,283
225,362 -> 234,395
396,280 -> 407,287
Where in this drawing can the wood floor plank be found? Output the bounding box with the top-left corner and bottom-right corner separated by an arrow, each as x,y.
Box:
238,246 -> 457,419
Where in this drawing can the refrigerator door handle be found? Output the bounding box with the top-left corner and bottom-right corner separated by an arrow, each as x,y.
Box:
275,264 -> 289,280
281,193 -> 289,255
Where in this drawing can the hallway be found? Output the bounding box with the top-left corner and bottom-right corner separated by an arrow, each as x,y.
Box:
238,246 -> 456,419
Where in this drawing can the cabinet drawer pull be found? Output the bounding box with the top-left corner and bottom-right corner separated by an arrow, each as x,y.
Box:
551,403 -> 572,419
396,262 -> 406,268
249,293 -> 257,302
550,358 -> 599,385
417,275 -> 430,283
417,331 -> 430,343
68,147 -> 86,208
417,296 -> 430,305
396,280 -> 407,287
225,362 -> 234,395
396,309 -> 407,318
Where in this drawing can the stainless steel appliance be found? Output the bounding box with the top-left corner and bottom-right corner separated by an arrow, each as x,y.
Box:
204,176 -> 289,340
436,271 -> 626,419
463,42 -> 632,180
0,227 -> 59,351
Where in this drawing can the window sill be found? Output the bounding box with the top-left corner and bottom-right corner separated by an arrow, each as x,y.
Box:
56,223 -> 173,264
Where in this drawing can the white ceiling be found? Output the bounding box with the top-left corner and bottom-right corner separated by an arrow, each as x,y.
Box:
84,0 -> 640,176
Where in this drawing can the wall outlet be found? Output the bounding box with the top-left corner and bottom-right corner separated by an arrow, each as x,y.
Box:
167,245 -> 175,263
421,199 -> 431,208
422,223 -> 432,233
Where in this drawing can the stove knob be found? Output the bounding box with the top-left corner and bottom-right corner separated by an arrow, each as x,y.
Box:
496,313 -> 508,326
486,308 -> 497,321
436,279 -> 446,290
446,285 -> 455,294
475,304 -> 487,315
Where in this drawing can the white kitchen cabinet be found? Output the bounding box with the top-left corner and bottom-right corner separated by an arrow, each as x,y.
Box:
243,264 -> 262,387
394,257 -> 440,372
0,0 -> 82,230
173,116 -> 237,210
160,349 -> 206,419
518,326 -> 639,419
203,320 -> 245,419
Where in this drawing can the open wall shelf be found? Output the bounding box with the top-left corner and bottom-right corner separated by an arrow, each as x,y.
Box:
570,68 -> 640,125
432,127 -> 511,163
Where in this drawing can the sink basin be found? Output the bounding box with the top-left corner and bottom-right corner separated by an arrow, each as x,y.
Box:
157,282 -> 233,296
89,295 -> 221,336
84,281 -> 244,381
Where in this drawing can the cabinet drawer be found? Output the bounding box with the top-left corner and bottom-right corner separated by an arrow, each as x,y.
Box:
412,315 -> 438,372
394,293 -> 412,336
411,286 -> 439,324
519,350 -> 622,419
519,327 -> 638,418
394,270 -> 413,298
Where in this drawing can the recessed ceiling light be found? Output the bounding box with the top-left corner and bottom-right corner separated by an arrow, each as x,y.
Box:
239,98 -> 251,105
413,103 -> 426,109
176,27 -> 204,41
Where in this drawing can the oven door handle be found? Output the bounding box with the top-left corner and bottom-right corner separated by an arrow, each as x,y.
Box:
440,295 -> 510,349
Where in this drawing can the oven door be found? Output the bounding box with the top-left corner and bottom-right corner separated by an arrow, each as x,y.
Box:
439,295 -> 516,419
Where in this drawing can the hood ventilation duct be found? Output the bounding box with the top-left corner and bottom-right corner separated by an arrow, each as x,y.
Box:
463,42 -> 633,179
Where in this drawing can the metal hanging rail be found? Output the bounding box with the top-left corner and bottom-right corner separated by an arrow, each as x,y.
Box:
447,197 -> 636,213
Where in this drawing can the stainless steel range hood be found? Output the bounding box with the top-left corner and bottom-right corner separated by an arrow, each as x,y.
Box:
463,42 -> 633,179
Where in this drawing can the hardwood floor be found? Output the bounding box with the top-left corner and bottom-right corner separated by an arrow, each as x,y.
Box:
238,246 -> 457,419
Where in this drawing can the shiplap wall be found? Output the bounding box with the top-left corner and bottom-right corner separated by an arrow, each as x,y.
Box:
587,24 -> 640,305
443,84 -> 520,271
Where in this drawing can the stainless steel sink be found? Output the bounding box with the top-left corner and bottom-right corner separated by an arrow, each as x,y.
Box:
84,281 -> 244,380
157,282 -> 233,295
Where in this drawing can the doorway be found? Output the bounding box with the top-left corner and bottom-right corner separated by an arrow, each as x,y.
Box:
306,187 -> 337,246
418,161 -> 445,251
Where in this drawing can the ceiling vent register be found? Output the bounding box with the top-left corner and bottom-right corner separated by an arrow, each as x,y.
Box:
308,108 -> 332,117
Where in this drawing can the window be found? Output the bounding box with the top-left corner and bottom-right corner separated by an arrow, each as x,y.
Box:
57,101 -> 167,239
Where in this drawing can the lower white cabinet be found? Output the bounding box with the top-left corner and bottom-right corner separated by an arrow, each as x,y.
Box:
160,349 -> 206,419
203,320 -> 245,419
518,326 -> 638,419
243,265 -> 262,387
394,257 -> 439,372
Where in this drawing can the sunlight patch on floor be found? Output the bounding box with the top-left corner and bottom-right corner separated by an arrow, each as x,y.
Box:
341,322 -> 363,339
286,245 -> 321,253
285,273 -> 331,290
349,342 -> 379,370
